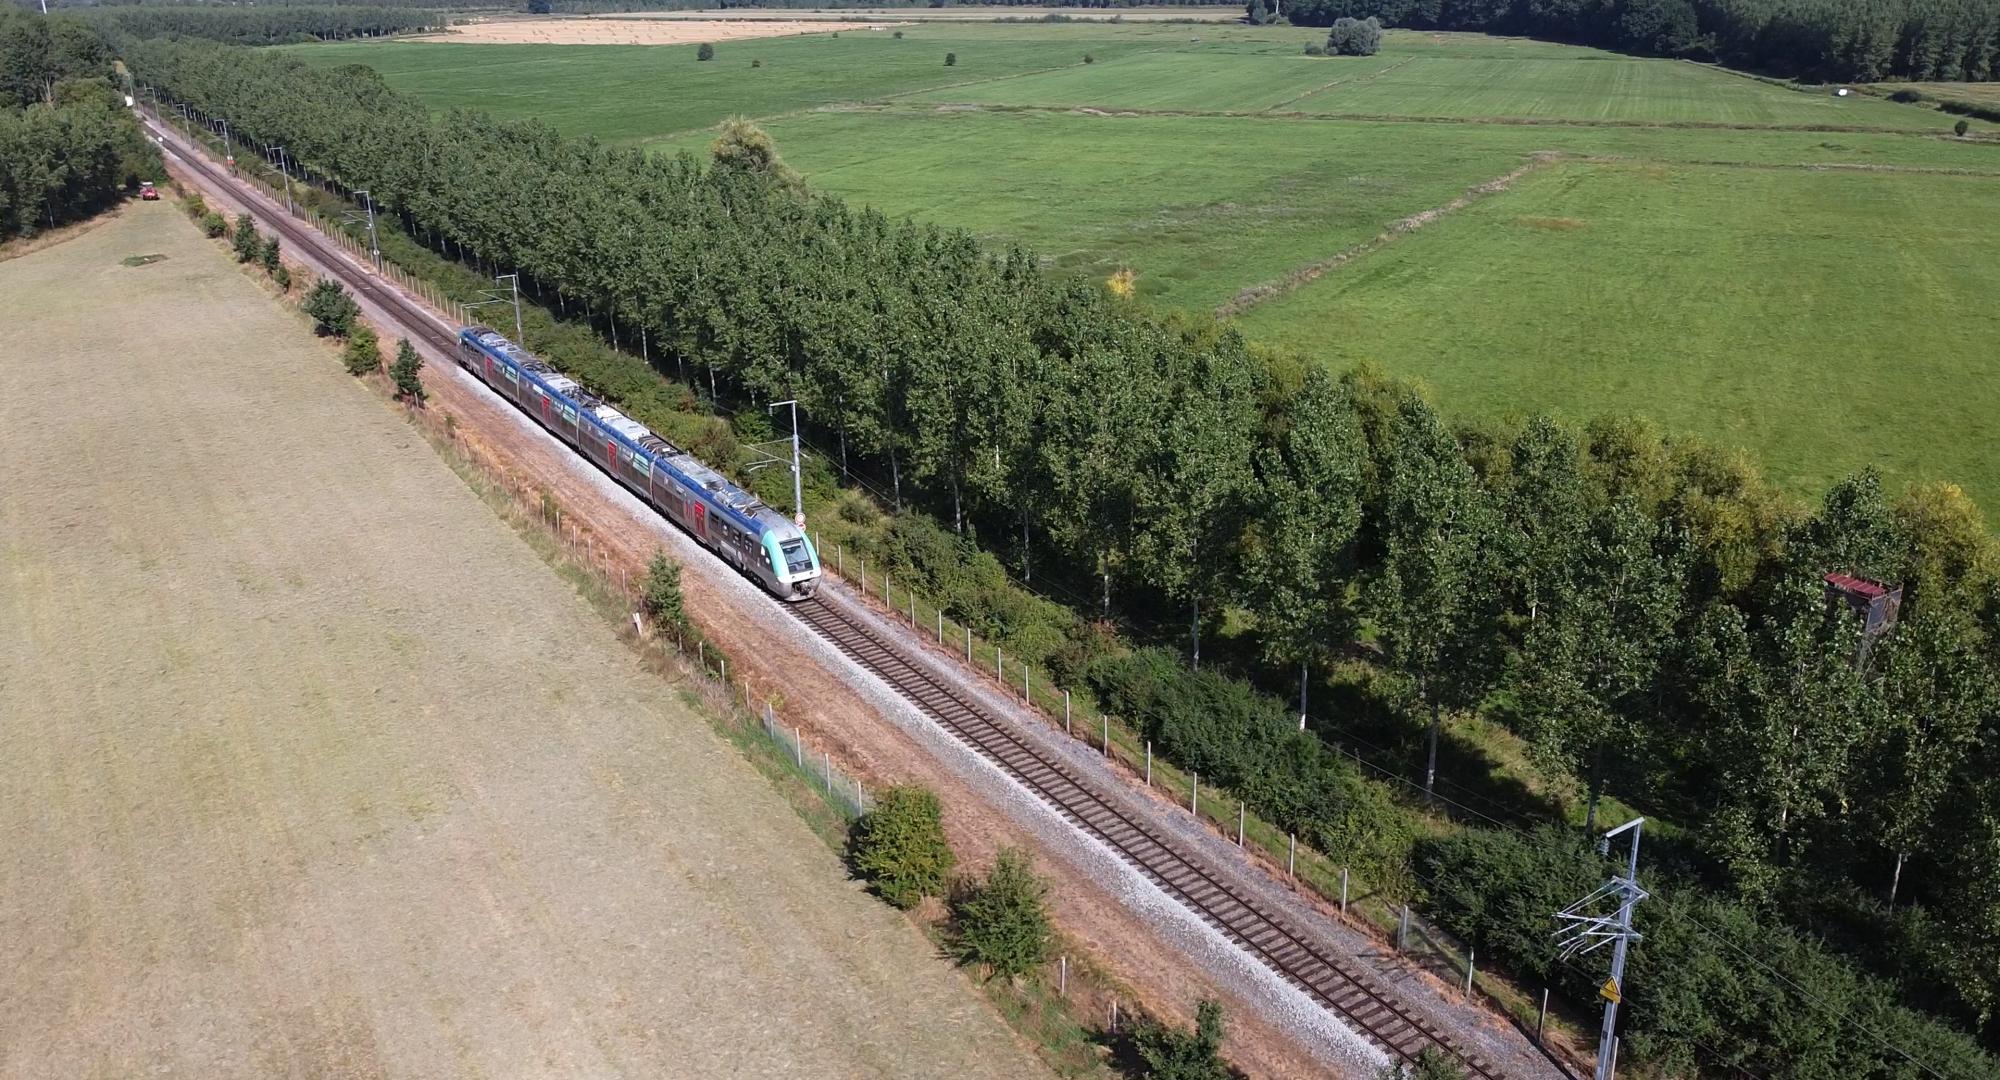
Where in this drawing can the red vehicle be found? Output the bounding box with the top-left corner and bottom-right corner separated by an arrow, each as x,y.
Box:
139,181 -> 160,201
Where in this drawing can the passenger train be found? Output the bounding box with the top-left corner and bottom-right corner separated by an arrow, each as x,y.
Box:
456,327 -> 821,600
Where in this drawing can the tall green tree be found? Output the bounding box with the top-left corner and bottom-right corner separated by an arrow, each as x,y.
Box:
1247,367 -> 1364,721
1705,573 -> 1877,900
1498,415 -> 1592,628
1371,396 -> 1501,800
1515,497 -> 1685,833
1863,609 -> 1993,904
1127,327 -> 1260,668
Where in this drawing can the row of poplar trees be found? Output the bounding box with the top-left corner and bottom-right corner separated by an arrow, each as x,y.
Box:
82,6 -> 447,47
128,35 -> 2000,1056
1277,0 -> 2000,83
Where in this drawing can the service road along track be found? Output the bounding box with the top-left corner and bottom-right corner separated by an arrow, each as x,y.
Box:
791,597 -> 1505,1079
148,108 -> 1513,1079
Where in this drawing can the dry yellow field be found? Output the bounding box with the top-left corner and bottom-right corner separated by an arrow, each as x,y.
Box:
0,204 -> 1046,1080
424,16 -> 885,46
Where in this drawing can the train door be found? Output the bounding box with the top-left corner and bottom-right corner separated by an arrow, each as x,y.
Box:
691,501 -> 707,542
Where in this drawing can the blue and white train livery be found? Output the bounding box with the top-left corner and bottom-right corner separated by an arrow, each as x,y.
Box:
456,327 -> 821,600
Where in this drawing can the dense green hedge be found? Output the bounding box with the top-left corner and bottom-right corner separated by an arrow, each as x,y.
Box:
1090,648 -> 1421,890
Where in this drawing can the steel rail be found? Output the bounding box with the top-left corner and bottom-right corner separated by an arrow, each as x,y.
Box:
790,597 -> 1505,1078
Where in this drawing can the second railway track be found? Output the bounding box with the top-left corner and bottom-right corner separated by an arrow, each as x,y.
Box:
792,596 -> 1505,1079
153,112 -> 1509,1079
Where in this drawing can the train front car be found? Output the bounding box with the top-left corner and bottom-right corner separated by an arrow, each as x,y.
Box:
756,513 -> 822,600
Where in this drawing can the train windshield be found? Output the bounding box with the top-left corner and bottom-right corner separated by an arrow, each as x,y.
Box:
781,539 -> 813,574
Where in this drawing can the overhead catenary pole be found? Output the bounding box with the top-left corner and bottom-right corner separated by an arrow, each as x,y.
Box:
266,145 -> 293,215
768,399 -> 805,527
353,188 -> 381,269
1300,659 -> 1309,730
496,273 -> 524,345
1555,817 -> 1649,1080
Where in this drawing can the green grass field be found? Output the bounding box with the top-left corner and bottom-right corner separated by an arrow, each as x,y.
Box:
1236,160 -> 2000,504
301,20 -> 2000,508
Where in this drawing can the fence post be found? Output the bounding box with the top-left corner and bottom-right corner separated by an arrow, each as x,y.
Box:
1145,741 -> 1152,787
1237,803 -> 1244,846
884,570 -> 890,605
1059,955 -> 1067,996
1192,772 -> 1199,816
1397,905 -> 1409,952
794,726 -> 804,767
1022,663 -> 1029,701
822,750 -> 831,789
996,646 -> 1002,680
966,626 -> 972,663
1464,948 -> 1475,995
909,588 -> 915,626
837,544 -> 843,576
699,640 -> 705,670
1536,988 -> 1549,1044
1288,834 -> 1296,883
1110,1000 -> 1118,1034
1102,715 -> 1109,756
1064,691 -> 1071,736
937,610 -> 942,643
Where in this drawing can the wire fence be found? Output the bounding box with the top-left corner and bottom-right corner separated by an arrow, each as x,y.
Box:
816,543 -> 1582,1072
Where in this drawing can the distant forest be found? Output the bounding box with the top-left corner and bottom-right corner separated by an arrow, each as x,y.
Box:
1277,0 -> 2000,82
79,5 -> 444,44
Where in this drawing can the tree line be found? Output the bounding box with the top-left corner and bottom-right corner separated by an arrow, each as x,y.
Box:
83,6 -> 446,47
0,10 -> 159,241
1275,0 -> 2000,83
126,35 -> 2000,1071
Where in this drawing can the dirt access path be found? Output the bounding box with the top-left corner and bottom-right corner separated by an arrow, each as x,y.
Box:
0,203 -> 1047,1080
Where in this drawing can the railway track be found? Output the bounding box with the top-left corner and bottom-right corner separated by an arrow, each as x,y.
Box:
151,111 -> 1508,1078
791,596 -> 1506,1079
142,114 -> 466,364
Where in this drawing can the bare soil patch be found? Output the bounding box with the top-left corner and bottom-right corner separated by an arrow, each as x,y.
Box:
620,5 -> 1243,20
422,16 -> 881,46
0,204 -> 1046,1080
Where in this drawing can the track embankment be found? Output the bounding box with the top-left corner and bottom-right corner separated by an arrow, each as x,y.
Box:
147,110 -> 1564,1080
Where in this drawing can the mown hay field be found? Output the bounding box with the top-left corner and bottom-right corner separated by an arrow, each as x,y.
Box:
0,204 -> 1046,1080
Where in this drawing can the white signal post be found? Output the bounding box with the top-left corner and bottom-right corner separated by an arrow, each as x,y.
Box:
769,400 -> 804,527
